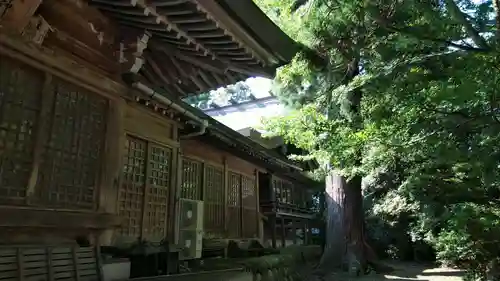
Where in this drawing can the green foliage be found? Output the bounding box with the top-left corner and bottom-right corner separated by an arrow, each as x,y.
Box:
255,0 -> 500,278
183,81 -> 255,109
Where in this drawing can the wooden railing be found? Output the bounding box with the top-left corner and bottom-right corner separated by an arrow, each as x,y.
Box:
260,201 -> 315,218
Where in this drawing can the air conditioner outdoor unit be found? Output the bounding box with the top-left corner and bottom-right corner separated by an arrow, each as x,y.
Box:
178,198 -> 204,260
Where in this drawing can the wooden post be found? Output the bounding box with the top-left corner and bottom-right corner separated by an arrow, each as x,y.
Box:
292,220 -> 297,245
99,98 -> 125,211
271,215 -> 277,249
201,162 -> 206,201
281,217 -> 286,248
223,156 -> 228,235
167,146 -> 179,243
255,170 -> 261,240
239,173 -> 243,237
140,144 -> 153,240
173,151 -> 183,245
26,72 -> 53,203
303,221 -> 309,245
98,97 -> 125,246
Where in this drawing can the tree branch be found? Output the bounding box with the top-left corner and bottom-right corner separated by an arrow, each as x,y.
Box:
442,0 -> 490,49
383,25 -> 489,52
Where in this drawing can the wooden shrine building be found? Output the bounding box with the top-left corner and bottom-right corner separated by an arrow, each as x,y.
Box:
0,0 -> 318,278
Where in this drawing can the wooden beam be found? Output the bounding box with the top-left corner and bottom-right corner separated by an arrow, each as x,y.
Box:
146,55 -> 171,85
154,42 -> 273,78
0,206 -> 121,229
1,0 -> 43,33
198,70 -> 217,89
42,28 -> 120,75
39,0 -> 117,56
0,32 -> 129,99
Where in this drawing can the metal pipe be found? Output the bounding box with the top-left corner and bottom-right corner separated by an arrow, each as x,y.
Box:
131,81 -> 209,138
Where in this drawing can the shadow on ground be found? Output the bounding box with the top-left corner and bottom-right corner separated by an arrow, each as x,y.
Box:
323,262 -> 464,281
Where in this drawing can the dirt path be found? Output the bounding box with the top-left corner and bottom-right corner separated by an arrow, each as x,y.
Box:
323,262 -> 464,281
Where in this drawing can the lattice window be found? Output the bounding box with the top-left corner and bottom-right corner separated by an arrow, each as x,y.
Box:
273,178 -> 293,205
0,56 -> 42,203
272,178 -> 282,203
227,172 -> 241,238
118,136 -> 147,238
118,137 -> 173,242
36,78 -> 107,209
241,175 -> 257,238
203,164 -> 224,237
282,181 -> 293,204
181,158 -> 202,200
143,145 -> 172,241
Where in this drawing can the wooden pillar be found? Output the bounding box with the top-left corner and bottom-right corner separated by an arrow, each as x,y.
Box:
173,150 -> 183,244
280,217 -> 286,248
223,156 -> 228,236
140,144 -> 153,240
239,173 -> 243,237
255,170 -> 261,240
303,220 -> 309,245
271,215 -> 277,249
26,73 -> 53,203
169,146 -> 180,243
98,97 -> 125,246
292,220 -> 297,245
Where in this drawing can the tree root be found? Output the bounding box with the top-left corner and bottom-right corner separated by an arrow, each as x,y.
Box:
364,240 -> 395,274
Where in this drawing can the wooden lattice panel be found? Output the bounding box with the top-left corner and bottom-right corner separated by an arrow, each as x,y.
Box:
36,78 -> 108,209
227,172 -> 241,238
118,136 -> 147,239
241,176 -> 256,209
203,164 -> 224,237
282,181 -> 293,204
273,178 -> 293,204
143,144 -> 172,241
180,158 -> 202,200
0,246 -> 99,281
272,178 -> 282,203
0,56 -> 42,203
241,175 -> 257,238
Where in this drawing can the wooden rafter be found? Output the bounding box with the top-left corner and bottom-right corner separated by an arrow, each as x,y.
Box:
133,0 -> 260,66
192,0 -> 276,64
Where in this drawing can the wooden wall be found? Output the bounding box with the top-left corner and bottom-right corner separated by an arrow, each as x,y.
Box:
0,0 -> 266,246
0,49 -> 121,245
0,0 -> 126,245
113,102 -> 180,245
180,139 -> 262,239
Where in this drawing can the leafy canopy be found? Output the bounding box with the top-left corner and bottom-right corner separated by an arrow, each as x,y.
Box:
255,0 -> 500,278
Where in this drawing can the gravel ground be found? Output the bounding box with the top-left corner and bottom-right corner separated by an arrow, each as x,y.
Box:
318,262 -> 464,281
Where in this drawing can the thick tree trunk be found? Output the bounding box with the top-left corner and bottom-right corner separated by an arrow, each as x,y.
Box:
319,170 -> 394,275
319,170 -> 366,275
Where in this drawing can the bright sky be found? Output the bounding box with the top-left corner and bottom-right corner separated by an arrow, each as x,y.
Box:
212,77 -> 286,131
